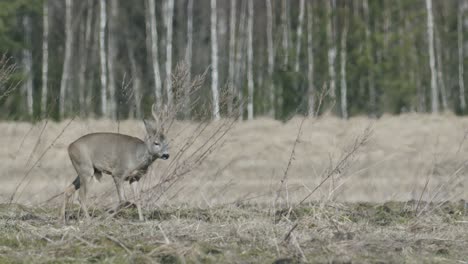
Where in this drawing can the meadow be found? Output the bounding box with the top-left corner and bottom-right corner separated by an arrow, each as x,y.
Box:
0,114 -> 467,263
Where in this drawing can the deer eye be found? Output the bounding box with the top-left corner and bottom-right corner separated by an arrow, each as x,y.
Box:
153,141 -> 160,146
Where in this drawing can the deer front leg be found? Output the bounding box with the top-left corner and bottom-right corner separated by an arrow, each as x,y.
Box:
112,175 -> 126,205
130,180 -> 144,221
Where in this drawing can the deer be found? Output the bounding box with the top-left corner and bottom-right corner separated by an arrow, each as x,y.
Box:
61,104 -> 169,223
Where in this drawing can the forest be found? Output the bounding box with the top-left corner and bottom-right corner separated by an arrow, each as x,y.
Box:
0,0 -> 466,120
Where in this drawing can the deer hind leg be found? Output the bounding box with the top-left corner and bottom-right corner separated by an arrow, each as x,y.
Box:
62,176 -> 80,224
77,172 -> 92,220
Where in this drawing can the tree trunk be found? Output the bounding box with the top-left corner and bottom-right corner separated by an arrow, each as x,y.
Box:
41,0 -> 49,118
266,0 -> 275,118
294,0 -> 305,72
127,41 -> 142,119
210,0 -> 220,120
281,0 -> 289,67
148,0 -> 163,108
108,0 -> 118,120
59,0 -> 73,119
99,0 -> 108,116
78,0 -> 93,117
165,0 -> 174,106
340,5 -> 349,119
425,0 -> 439,113
227,0 -> 236,115
184,0 -> 193,118
306,1 -> 315,116
363,0 -> 376,117
247,0 -> 254,120
459,0 -> 466,111
235,1 -> 247,121
326,0 -> 336,99
22,15 -> 33,118
435,29 -> 448,111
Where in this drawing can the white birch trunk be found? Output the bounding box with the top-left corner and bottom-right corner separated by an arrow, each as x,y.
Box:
266,0 -> 275,118
41,0 -> 49,118
99,0 -> 108,116
107,0 -> 118,120
227,0 -> 236,115
307,1 -> 315,116
247,0 -> 254,120
59,0 -> 73,119
165,0 -> 174,106
326,0 -> 336,99
340,8 -> 349,119
459,0 -> 466,111
22,15 -> 33,117
281,0 -> 289,67
435,31 -> 448,111
425,0 -> 439,113
148,0 -> 163,108
184,0 -> 193,118
78,0 -> 93,117
211,0 -> 220,120
294,0 -> 305,72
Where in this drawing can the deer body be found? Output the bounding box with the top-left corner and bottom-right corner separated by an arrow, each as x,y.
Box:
62,116 -> 169,223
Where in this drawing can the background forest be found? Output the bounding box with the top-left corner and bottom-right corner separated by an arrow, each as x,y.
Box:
0,0 -> 466,121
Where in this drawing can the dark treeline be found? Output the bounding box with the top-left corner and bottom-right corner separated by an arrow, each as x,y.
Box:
0,0 -> 466,121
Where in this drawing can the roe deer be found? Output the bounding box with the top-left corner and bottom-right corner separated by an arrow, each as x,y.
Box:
62,105 -> 169,223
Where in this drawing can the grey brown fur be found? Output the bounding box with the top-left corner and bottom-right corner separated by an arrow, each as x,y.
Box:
62,106 -> 169,223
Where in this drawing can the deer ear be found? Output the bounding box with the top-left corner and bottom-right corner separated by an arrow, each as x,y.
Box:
143,119 -> 157,135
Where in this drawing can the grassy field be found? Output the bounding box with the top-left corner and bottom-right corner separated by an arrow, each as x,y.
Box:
0,114 -> 467,262
0,201 -> 467,263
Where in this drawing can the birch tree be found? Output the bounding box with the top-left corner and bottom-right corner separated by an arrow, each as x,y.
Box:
78,0 -> 93,117
108,0 -> 118,119
340,5 -> 349,119
227,0 -> 236,115
247,0 -> 254,120
326,0 -> 336,99
148,0 -> 162,108
59,0 -> 73,119
210,0 -> 220,120
425,0 -> 439,113
435,30 -> 448,111
127,41 -> 142,119
235,1 -> 248,121
22,15 -> 33,117
459,0 -> 466,111
306,1 -> 315,116
99,0 -> 108,116
165,0 -> 174,106
363,0 -> 376,116
266,0 -> 275,117
294,0 -> 305,72
184,0 -> 193,118
41,0 -> 49,117
281,0 -> 289,67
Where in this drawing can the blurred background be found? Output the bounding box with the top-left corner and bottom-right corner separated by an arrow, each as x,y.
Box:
1,0 -> 467,121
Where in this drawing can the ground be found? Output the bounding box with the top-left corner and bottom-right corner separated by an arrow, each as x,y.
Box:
0,201 -> 466,263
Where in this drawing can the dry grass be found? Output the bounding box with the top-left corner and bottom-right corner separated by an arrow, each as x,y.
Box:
0,114 -> 468,262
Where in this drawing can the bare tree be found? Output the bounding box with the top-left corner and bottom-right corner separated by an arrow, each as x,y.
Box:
326,0 -> 336,99
266,0 -> 275,118
107,0 -> 118,119
210,0 -> 220,120
459,0 -> 466,111
148,0 -> 163,108
425,0 -> 439,113
281,0 -> 290,67
78,0 -> 93,117
165,0 -> 174,106
340,4 -> 349,119
22,15 -> 33,117
235,1 -> 248,121
227,0 -> 237,115
59,0 -> 73,119
41,0 -> 49,118
99,0 -> 108,116
435,30 -> 448,111
294,0 -> 305,72
363,0 -> 376,116
184,0 -> 193,118
306,1 -> 315,116
247,0 -> 254,120
127,41 -> 142,119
